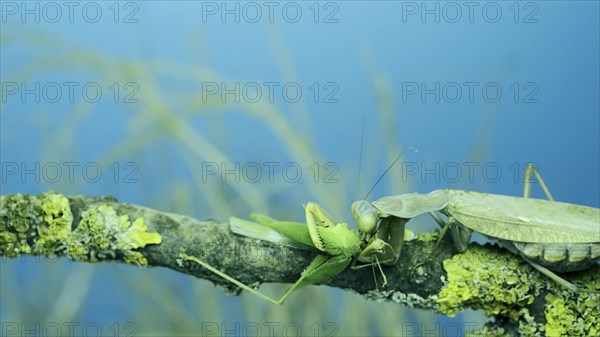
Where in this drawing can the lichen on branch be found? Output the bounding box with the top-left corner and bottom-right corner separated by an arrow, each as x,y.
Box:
1,192 -> 598,337
0,192 -> 161,265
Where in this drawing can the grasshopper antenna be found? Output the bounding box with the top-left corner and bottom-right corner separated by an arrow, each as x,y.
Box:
360,147 -> 418,203
353,110 -> 416,206
355,113 -> 366,201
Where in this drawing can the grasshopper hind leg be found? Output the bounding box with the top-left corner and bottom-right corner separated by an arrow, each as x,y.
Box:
523,257 -> 600,294
523,163 -> 554,201
525,258 -> 577,291
520,164 -> 600,293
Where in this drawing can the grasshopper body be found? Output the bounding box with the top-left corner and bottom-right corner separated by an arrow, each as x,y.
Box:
372,190 -> 600,270
353,164 -> 600,291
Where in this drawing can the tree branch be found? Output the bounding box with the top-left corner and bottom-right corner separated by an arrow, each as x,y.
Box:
1,192 -> 598,337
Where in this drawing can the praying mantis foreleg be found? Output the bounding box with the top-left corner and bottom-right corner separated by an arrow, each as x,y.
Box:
180,202 -> 375,305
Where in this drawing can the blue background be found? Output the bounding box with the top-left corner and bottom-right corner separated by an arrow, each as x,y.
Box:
1,1 -> 598,336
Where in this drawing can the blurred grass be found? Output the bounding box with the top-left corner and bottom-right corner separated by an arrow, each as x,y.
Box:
0,29 -> 489,336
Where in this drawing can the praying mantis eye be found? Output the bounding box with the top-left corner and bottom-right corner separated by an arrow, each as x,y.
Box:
351,200 -> 378,235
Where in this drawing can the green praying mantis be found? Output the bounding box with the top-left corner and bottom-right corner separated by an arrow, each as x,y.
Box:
180,201 -> 409,305
180,162 -> 600,304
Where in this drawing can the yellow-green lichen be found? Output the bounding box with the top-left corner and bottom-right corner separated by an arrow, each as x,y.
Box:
544,268 -> 600,337
516,307 -> 545,337
0,194 -> 42,256
437,244 -> 541,318
0,229 -> 29,257
72,204 -> 161,265
1,192 -> 162,266
416,230 -> 439,242
438,244 -> 599,336
36,192 -> 73,252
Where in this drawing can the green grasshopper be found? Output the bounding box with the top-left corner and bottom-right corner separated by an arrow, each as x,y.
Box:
180,201 -> 409,305
352,163 -> 600,292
